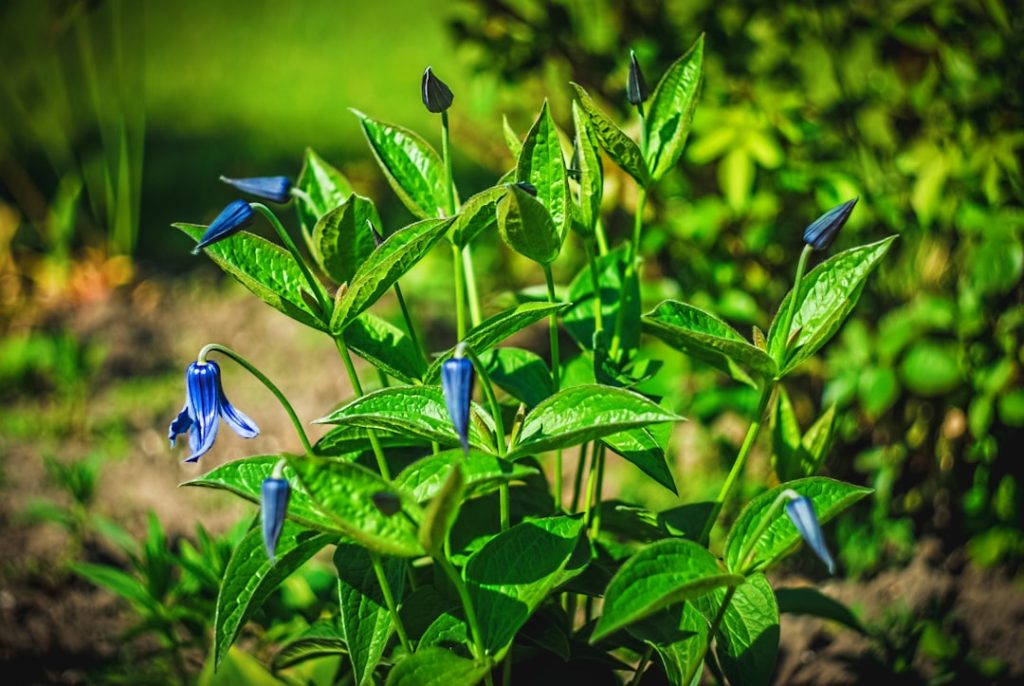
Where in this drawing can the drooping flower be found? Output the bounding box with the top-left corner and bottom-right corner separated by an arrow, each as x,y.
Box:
219,175 -> 292,204
441,353 -> 474,454
802,198 -> 858,251
168,360 -> 259,462
193,200 -> 254,254
261,477 -> 290,561
627,50 -> 649,105
785,495 -> 837,574
421,66 -> 454,114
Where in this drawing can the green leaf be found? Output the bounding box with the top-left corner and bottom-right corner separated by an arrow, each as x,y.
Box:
295,148 -> 354,241
316,386 -> 494,453
420,610 -> 470,652
335,543 -> 404,685
426,302 -> 569,380
385,647 -> 490,686
508,385 -> 681,459
647,35 -> 704,182
331,217 -> 454,333
627,603 -> 708,686
516,100 -> 570,239
702,574 -> 779,686
767,237 -> 897,373
286,455 -> 424,557
346,311 -> 426,384
465,515 -> 587,656
175,224 -> 326,331
601,427 -> 677,495
73,563 -> 154,611
723,477 -> 872,573
591,538 -> 743,643
312,193 -> 381,285
419,464 -> 464,555
272,619 -> 347,670
564,246 -> 638,356
643,300 -> 777,384
502,114 -> 522,159
214,522 -> 333,669
314,425 -> 423,456
396,449 -> 538,502
570,82 -> 648,186
496,183 -> 561,264
775,586 -> 866,635
800,404 -> 836,476
571,100 -> 604,234
183,455 -> 339,533
770,386 -> 802,482
479,347 -> 552,409
353,109 -> 450,218
449,186 -> 504,248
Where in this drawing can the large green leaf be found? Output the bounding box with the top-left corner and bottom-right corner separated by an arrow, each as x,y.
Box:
478,347 -> 553,409
395,449 -> 538,502
183,455 -> 338,533
775,586 -> 866,635
517,100 -> 570,238
601,427 -> 677,495
767,236 -> 897,373
312,193 -> 381,285
771,387 -> 836,481
426,302 -> 569,380
449,186 -> 504,248
272,619 -> 347,670
571,100 -> 604,234
643,300 -> 777,384
508,385 -> 681,459
591,538 -> 742,643
627,603 -> 708,686
314,425 -> 423,456
346,311 -> 426,384
295,147 -> 354,241
564,246 -> 639,356
335,543 -> 404,685
385,647 -> 490,686
497,183 -> 561,264
286,455 -> 423,557
353,110 -> 450,218
465,515 -> 587,656
701,574 -> 779,686
646,35 -> 704,182
175,224 -> 327,331
315,386 -> 494,453
570,82 -> 648,186
72,563 -> 155,611
330,217 -> 454,333
214,522 -> 333,669
723,477 -> 872,574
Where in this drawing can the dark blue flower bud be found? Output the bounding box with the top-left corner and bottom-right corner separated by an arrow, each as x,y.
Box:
261,477 -> 290,562
193,200 -> 254,254
168,359 -> 258,462
371,491 -> 402,516
785,495 -> 836,574
219,175 -> 292,204
802,197 -> 858,251
513,181 -> 538,197
368,220 -> 385,247
441,356 -> 474,453
627,50 -> 649,106
421,67 -> 454,114
568,140 -> 582,182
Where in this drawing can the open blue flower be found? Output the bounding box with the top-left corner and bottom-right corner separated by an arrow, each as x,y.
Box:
261,477 -> 290,561
802,198 -> 858,251
193,200 -> 254,254
220,175 -> 292,204
168,360 -> 259,462
441,355 -> 474,454
785,495 -> 837,574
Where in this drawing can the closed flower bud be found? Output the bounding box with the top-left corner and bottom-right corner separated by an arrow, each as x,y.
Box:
441,355 -> 474,453
627,50 -> 649,105
219,175 -> 292,204
261,477 -> 290,562
513,181 -> 538,197
802,198 -> 858,251
368,220 -> 385,247
785,495 -> 836,574
193,200 -> 254,254
371,491 -> 402,516
421,67 -> 454,114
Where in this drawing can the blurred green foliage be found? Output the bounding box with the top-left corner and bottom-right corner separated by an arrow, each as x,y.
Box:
450,0 -> 1024,571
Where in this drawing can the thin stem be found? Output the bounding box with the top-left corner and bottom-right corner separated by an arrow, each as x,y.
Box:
502,652 -> 512,686
590,443 -> 606,541
683,587 -> 737,686
441,111 -> 456,217
737,489 -> 799,574
698,384 -> 774,544
584,239 -> 604,335
582,443 -> 602,524
440,108 -> 483,328
369,552 -> 413,654
776,244 -> 813,365
570,441 -> 590,512
463,246 -> 483,328
452,242 -> 467,339
197,344 -> 311,454
251,203 -> 329,316
334,336 -> 391,480
462,347 -> 506,456
543,264 -> 562,510
393,282 -> 426,364
436,555 -> 488,665
609,187 -> 647,361
594,218 -> 609,257
629,646 -> 653,686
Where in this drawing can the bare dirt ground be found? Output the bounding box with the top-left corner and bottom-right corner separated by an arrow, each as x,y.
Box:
1,281 -> 1021,684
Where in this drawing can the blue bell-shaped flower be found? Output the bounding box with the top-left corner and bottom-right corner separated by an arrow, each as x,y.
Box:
421,67 -> 454,114
261,477 -> 290,562
441,352 -> 474,454
785,495 -> 837,574
168,360 -> 259,462
193,200 -> 254,254
627,50 -> 649,105
219,175 -> 292,204
802,198 -> 858,251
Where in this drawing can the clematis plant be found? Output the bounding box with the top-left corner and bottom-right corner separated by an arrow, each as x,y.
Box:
169,34 -> 895,686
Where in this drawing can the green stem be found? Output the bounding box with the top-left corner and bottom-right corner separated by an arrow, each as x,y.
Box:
441,111 -> 456,216
629,646 -> 653,686
370,552 -> 413,654
698,384 -> 774,544
463,246 -> 483,328
393,282 -> 426,364
590,443 -> 606,541
737,490 -> 799,573
334,336 -> 391,480
609,187 -> 647,361
461,347 -> 508,528
684,586 -> 737,686
452,242 -> 468,339
776,245 -> 813,364
251,203 -> 329,316
197,343 -> 312,454
543,264 -> 562,510
584,239 -> 604,335
570,441 -> 590,512
436,555 -> 488,665
594,218 -> 609,257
